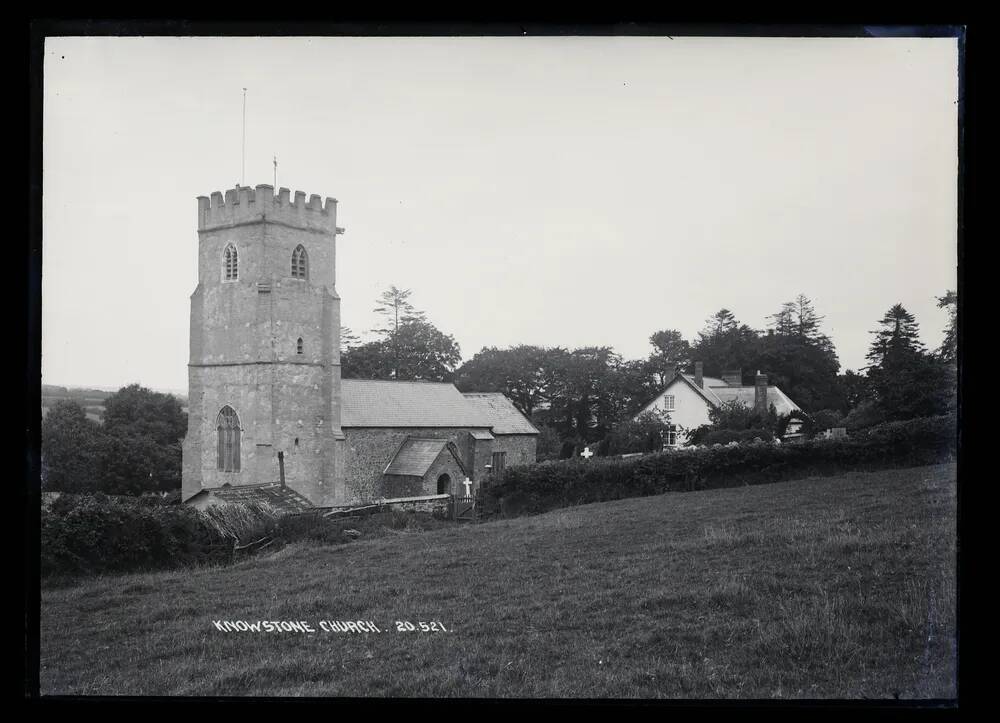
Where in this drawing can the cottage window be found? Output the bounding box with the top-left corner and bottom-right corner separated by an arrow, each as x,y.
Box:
291,245 -> 308,279
663,395 -> 675,411
665,425 -> 678,447
216,405 -> 241,472
223,244 -> 238,281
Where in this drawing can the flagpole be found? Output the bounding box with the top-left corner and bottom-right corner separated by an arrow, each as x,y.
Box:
241,88 -> 247,186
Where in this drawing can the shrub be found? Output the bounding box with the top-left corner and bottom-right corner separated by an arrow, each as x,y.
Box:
40,494 -> 235,577
482,413 -> 957,519
41,495 -> 454,579
697,428 -> 775,446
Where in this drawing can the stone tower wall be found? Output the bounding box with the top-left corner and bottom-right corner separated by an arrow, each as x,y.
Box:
182,184 -> 345,506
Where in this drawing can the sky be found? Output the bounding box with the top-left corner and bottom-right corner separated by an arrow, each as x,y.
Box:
42,35 -> 959,393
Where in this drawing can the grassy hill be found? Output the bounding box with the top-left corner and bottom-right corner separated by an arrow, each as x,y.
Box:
39,463 -> 957,699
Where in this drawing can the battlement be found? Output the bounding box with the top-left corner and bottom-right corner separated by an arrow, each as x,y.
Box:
197,184 -> 338,234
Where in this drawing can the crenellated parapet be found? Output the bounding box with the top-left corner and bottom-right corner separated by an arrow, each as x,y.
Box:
197,184 -> 338,234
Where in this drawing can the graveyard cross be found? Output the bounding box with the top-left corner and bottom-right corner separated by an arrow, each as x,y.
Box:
581,446 -> 594,460
462,477 -> 473,497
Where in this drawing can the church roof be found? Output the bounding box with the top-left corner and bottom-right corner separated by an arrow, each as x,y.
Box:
340,379 -> 489,428
462,393 -> 540,435
383,438 -> 464,477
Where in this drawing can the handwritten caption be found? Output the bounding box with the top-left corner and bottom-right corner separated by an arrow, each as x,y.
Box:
211,620 -> 449,634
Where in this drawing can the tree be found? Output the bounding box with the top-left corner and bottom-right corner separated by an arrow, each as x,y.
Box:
102,384 -> 186,446
41,401 -> 102,492
936,290 -> 958,363
41,390 -> 184,495
340,340 -> 393,379
454,345 -> 552,417
370,286 -> 441,379
340,326 -> 361,353
647,329 -> 691,385
540,346 -> 626,443
685,399 -> 778,445
390,319 -> 462,381
601,409 -> 673,456
834,369 -> 869,413
751,295 -> 843,411
865,303 -> 925,368
373,286 -> 426,337
341,319 -> 461,382
865,304 -> 951,421
691,308 -> 760,379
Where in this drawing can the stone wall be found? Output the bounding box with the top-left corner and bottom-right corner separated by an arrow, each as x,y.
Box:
381,495 -> 450,516
496,434 -> 538,468
382,474 -> 424,498
342,427 -> 491,502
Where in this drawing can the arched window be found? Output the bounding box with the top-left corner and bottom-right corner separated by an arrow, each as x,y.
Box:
216,406 -> 241,472
437,473 -> 451,495
223,244 -> 239,281
296,337 -> 303,355
291,245 -> 308,279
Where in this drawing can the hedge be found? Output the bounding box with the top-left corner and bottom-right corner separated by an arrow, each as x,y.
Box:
482,413 -> 957,519
40,494 -> 450,579
40,494 -> 240,578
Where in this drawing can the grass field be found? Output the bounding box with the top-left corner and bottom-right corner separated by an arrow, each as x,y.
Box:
39,463 -> 957,699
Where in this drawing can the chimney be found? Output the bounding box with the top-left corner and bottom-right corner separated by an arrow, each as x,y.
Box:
722,369 -> 742,386
754,371 -> 768,416
694,361 -> 703,389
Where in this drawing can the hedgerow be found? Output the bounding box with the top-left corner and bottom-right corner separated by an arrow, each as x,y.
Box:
40,494 -> 449,580
40,494 -> 233,577
482,413 -> 957,519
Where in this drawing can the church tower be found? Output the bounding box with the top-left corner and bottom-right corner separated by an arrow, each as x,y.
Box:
182,184 -> 346,506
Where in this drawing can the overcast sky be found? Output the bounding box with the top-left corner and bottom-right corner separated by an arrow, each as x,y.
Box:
42,36 -> 958,393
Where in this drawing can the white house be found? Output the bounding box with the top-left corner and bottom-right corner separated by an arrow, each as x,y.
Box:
634,363 -> 801,447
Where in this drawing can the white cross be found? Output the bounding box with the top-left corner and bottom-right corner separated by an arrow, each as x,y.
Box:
462,477 -> 473,496
581,446 -> 594,460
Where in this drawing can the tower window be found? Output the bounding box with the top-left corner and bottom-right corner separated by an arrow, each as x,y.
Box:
223,243 -> 238,281
296,337 -> 303,355
216,405 -> 241,472
291,245 -> 308,279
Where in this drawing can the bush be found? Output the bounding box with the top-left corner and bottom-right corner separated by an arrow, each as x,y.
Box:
41,495 -> 454,579
40,494 -> 236,577
697,428 -> 775,446
482,413 -> 957,519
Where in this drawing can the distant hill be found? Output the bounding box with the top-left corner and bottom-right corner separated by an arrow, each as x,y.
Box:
41,384 -> 188,423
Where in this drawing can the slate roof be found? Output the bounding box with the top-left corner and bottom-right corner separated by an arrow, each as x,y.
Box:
638,373 -> 800,417
189,484 -> 314,514
341,379 -> 489,428
462,393 -> 540,435
383,438 -> 463,477
707,383 -> 800,417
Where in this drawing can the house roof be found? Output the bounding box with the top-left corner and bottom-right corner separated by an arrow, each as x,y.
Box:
341,379 -> 489,428
462,393 -> 540,435
707,384 -> 800,416
638,373 -> 801,417
184,484 -> 314,513
383,437 -> 465,477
